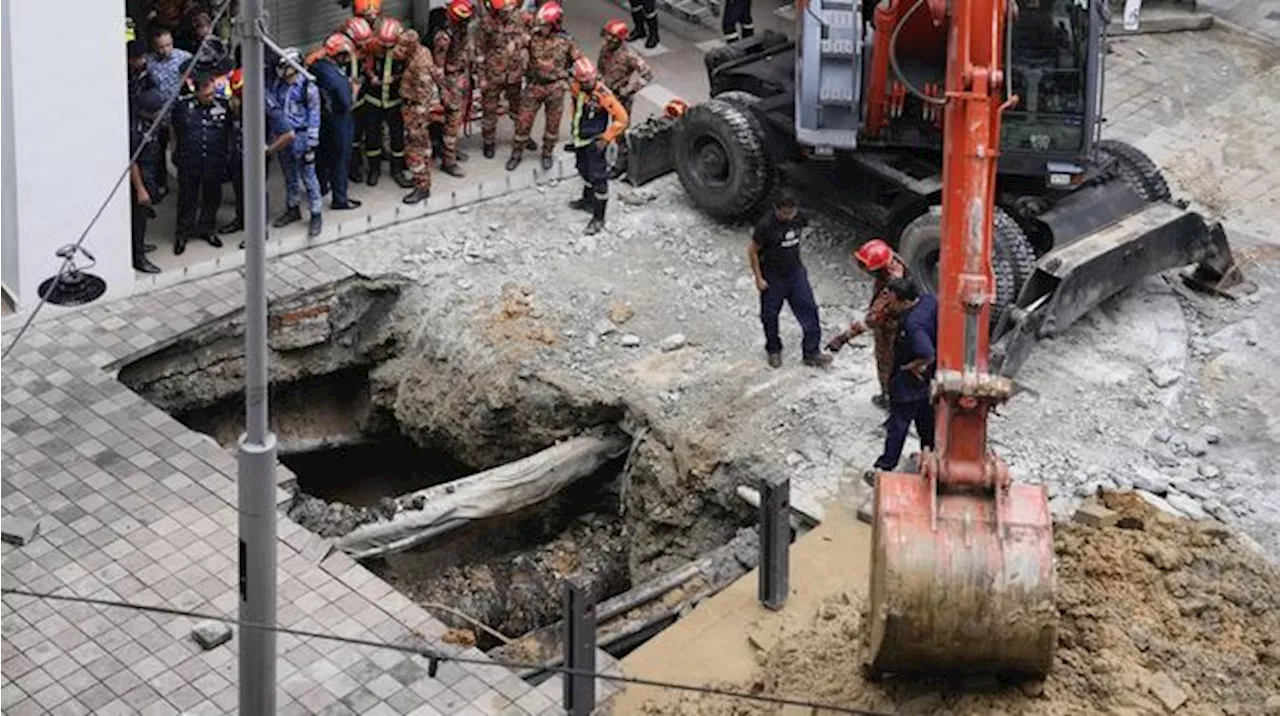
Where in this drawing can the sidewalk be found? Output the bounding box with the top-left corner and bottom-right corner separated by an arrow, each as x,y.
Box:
1197,0 -> 1280,43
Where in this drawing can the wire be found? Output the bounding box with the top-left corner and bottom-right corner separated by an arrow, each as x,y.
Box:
0,0 -> 235,361
1,587 -> 893,716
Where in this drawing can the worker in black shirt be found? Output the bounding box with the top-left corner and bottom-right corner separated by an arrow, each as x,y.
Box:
747,191 -> 832,369
129,89 -> 165,274
171,72 -> 230,255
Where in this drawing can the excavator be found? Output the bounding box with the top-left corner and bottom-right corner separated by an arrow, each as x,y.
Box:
625,0 -> 1244,680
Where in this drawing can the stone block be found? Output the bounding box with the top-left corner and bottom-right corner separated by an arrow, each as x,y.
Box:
1147,671 -> 1188,712
2,516 -> 41,546
191,621 -> 233,651
1073,503 -> 1119,529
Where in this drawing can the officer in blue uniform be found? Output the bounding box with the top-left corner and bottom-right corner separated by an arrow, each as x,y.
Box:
310,38 -> 363,211
271,48 -> 325,238
129,89 -> 165,274
171,72 -> 231,255
220,68 -> 298,243
871,278 -> 938,473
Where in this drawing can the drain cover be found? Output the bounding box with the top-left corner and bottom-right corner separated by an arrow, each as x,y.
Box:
38,271 -> 107,306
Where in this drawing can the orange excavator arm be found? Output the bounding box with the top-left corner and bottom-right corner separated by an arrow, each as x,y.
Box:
866,0 -> 1058,681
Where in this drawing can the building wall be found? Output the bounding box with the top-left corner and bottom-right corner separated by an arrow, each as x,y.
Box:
2,1 -> 133,311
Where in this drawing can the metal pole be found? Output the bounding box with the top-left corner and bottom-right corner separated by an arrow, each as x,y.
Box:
758,476 -> 790,610
237,1 -> 277,713
562,577 -> 596,716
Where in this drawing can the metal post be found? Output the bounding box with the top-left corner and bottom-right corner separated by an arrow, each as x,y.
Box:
758,476 -> 790,610
562,577 -> 596,716
237,1 -> 277,713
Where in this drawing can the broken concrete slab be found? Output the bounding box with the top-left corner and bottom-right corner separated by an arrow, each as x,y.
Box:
191,620 -> 233,650
1135,490 -> 1187,520
1,516 -> 40,546
1074,503 -> 1120,529
1148,670 -> 1189,712
1166,491 -> 1209,521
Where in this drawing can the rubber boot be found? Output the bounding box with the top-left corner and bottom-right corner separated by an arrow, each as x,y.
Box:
483,142 -> 496,159
505,149 -> 524,171
540,155 -> 554,171
403,187 -> 430,204
349,156 -> 364,184
568,185 -> 593,211
366,159 -> 381,187
627,11 -> 647,41
525,138 -> 538,152
584,198 -> 606,235
645,15 -> 660,48
391,158 -> 414,189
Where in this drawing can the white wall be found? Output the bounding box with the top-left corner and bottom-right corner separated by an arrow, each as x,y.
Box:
3,0 -> 133,311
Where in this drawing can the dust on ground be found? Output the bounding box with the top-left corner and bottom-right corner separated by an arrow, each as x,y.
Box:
644,493 -> 1280,716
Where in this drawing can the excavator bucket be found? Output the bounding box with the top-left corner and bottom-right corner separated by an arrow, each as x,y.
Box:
866,469 -> 1057,679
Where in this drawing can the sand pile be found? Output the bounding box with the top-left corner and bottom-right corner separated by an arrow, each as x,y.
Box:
647,491 -> 1280,715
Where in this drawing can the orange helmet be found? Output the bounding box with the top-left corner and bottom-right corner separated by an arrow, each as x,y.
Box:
535,1 -> 563,26
378,17 -> 404,46
664,98 -> 688,118
572,56 -> 596,84
228,68 -> 244,95
343,16 -> 374,47
487,0 -> 515,11
602,19 -> 629,41
324,32 -> 357,58
854,239 -> 894,272
353,0 -> 382,17
447,0 -> 474,21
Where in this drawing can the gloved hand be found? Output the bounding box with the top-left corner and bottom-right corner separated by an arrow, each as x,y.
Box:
303,149 -> 316,164
564,142 -> 575,152
825,331 -> 853,353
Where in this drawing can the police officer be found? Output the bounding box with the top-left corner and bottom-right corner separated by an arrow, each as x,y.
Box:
129,89 -> 165,274
311,33 -> 364,210
870,278 -> 937,475
220,68 -> 297,239
271,48 -> 325,238
746,191 -> 831,368
626,0 -> 660,49
566,57 -> 628,236
171,72 -> 230,255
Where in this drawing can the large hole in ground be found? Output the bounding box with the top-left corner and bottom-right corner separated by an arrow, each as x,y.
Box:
117,279 -> 754,664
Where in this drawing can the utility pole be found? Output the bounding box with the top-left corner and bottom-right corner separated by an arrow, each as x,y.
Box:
236,0 -> 278,712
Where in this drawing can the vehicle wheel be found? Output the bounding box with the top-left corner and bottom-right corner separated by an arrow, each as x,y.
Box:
713,90 -> 760,107
896,206 -> 1037,324
704,44 -> 746,76
1095,139 -> 1171,203
673,99 -> 772,221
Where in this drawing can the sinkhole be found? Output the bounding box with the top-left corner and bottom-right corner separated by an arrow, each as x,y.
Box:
116,277 -> 756,666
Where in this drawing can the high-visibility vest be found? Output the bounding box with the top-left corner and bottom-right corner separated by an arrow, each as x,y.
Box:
125,17 -> 136,42
364,54 -> 402,109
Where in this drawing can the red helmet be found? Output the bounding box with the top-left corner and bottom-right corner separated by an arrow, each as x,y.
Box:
487,0 -> 514,10
377,17 -> 404,46
343,16 -> 374,47
855,239 -> 894,272
664,98 -> 688,118
324,32 -> 357,57
535,1 -> 563,26
228,68 -> 244,95
353,0 -> 382,17
602,19 -> 629,41
447,0 -> 474,21
572,56 -> 596,84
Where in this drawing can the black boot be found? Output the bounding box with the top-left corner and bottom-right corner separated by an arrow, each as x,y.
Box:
308,214 -> 322,238
391,158 -> 414,189
505,150 -> 524,171
568,185 -> 593,211
645,15 -> 660,48
540,155 -> 554,171
440,163 -> 465,178
525,138 -> 538,152
366,160 -> 381,187
456,148 -> 470,162
174,234 -> 188,255
273,206 -> 302,228
403,187 -> 430,204
483,142 -> 496,159
627,11 -> 647,41
133,256 -> 161,273
349,158 -> 364,184
584,198 -> 606,235
219,218 -> 244,234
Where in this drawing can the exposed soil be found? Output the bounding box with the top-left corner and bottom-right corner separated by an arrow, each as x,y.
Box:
644,493 -> 1280,715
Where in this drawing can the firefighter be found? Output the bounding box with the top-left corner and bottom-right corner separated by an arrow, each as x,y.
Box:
871,278 -> 937,473
353,0 -> 382,25
566,57 -> 628,236
476,0 -> 531,160
430,0 -> 474,177
362,18 -> 413,188
507,1 -> 583,172
626,0 -> 660,49
597,19 -> 652,178
397,29 -> 446,204
342,16 -> 375,183
825,238 -> 910,408
722,0 -> 755,43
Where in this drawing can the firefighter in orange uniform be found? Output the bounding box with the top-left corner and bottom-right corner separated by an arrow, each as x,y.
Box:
566,57 -> 628,235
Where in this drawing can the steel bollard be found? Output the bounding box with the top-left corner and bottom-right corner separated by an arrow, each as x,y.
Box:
758,476 -> 791,610
562,577 -> 597,716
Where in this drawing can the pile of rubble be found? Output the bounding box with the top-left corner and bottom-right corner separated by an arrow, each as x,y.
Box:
646,491 -> 1280,715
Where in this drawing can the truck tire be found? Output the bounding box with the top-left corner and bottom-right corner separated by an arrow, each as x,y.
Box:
673,99 -> 772,221
704,44 -> 747,76
896,206 -> 1037,324
1095,139 -> 1171,203
713,90 -> 761,108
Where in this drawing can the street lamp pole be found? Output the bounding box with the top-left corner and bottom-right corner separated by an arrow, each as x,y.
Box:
236,0 -> 278,712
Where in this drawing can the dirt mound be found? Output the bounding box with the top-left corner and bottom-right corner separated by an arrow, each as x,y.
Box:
646,491 -> 1280,715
